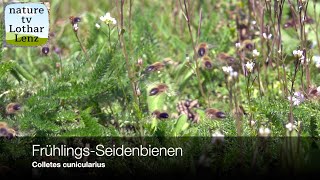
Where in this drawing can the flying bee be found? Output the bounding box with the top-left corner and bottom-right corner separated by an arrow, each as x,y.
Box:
145,62 -> 165,73
42,46 -> 50,55
307,86 -> 320,99
284,16 -> 313,29
205,108 -> 226,120
218,53 -> 240,71
69,16 -> 81,25
149,83 -> 168,96
237,24 -> 250,40
201,56 -> 213,69
6,103 -> 21,115
197,43 -> 209,57
242,39 -> 254,51
218,53 -> 236,64
163,57 -> 179,66
152,110 -> 169,119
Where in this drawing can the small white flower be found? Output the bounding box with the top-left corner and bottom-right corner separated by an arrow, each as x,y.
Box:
313,56 -> 320,63
222,66 -> 233,74
300,57 -> 310,64
313,56 -> 320,68
245,61 -> 255,73
259,127 -> 271,137
250,120 -> 256,126
262,33 -> 267,39
100,12 -> 117,25
73,23 -> 78,31
264,128 -> 271,135
137,58 -> 143,66
252,21 -> 256,25
262,33 -> 272,40
278,49 -> 282,54
252,49 -> 260,57
288,91 -> 305,106
211,131 -> 224,144
136,88 -> 141,96
293,50 -> 303,58
299,55 -> 305,63
285,122 -> 297,132
235,42 -> 241,48
222,66 -> 238,79
230,71 -> 238,78
95,23 -> 101,29
317,86 -> 320,93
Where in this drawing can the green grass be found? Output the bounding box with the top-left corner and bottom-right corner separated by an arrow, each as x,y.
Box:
0,0 -> 320,138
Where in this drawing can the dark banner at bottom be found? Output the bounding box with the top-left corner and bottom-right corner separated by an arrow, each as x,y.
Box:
0,137 -> 320,178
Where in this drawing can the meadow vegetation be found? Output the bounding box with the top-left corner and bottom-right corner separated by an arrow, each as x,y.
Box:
1,0 -> 320,138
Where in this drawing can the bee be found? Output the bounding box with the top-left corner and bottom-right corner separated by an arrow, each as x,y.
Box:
149,83 -> 168,96
6,103 -> 21,115
152,110 -> 169,119
237,24 -> 250,41
6,128 -> 16,139
242,39 -> 254,51
145,62 -> 165,73
69,16 -> 81,25
201,56 -> 213,69
307,86 -> 320,99
177,99 -> 200,123
42,46 -> 50,55
284,16 -> 313,29
0,122 -> 8,136
218,53 -> 236,64
205,108 -> 226,119
163,57 -> 178,66
181,99 -> 200,109
197,43 -> 209,57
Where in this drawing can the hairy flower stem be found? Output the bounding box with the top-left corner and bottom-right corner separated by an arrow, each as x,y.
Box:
288,59 -> 300,124
225,76 -> 233,111
245,73 -> 252,135
313,1 -> 320,55
58,53 -> 63,76
129,0 -> 133,42
275,1 -> 287,97
108,24 -> 111,48
246,74 -> 252,117
180,0 -> 207,105
119,0 -> 140,110
74,32 -> 93,69
256,61 -> 263,98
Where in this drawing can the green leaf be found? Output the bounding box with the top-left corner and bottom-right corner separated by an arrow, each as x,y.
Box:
172,114 -> 188,136
146,84 -> 166,112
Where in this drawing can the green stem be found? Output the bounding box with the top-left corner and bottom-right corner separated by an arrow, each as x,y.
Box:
14,64 -> 34,81
181,0 -> 207,105
74,32 -> 93,69
108,24 -> 111,48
